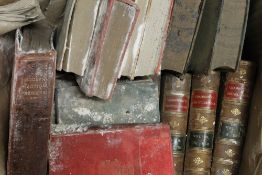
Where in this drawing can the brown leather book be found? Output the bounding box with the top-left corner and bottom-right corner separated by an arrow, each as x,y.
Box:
7,23 -> 56,175
161,73 -> 191,175
184,71 -> 220,174
211,60 -> 256,175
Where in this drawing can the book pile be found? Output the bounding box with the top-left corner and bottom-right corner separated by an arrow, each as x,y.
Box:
0,0 -> 261,175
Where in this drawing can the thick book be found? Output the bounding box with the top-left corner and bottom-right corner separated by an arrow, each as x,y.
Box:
77,0 -> 139,99
212,60 -> 256,175
55,78 -> 160,125
49,124 -> 174,175
184,71 -> 220,174
121,0 -> 173,78
0,33 -> 14,175
161,73 -> 191,175
210,0 -> 249,71
0,0 -> 44,35
162,0 -> 206,74
7,23 -> 56,175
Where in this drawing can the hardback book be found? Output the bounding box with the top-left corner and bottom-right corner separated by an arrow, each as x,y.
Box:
0,0 -> 44,35
55,78 -> 160,125
49,124 -> 174,175
188,0 -> 222,74
77,0 -> 139,99
184,71 -> 220,174
209,0 -> 250,71
56,0 -> 100,75
211,60 -> 256,175
7,23 -> 56,175
0,33 -> 14,175
161,73 -> 191,175
162,0 -> 206,74
120,0 -> 173,79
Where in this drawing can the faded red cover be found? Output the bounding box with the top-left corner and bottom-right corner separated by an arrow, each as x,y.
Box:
49,124 -> 174,175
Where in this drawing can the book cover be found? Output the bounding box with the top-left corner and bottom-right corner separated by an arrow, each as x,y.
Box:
7,23 -> 56,175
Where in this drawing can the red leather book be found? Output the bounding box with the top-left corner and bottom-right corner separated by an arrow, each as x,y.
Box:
7,23 -> 56,175
49,124 -> 175,175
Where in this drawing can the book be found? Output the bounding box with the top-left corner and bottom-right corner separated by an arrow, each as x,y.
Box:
0,33 -> 14,175
161,73 -> 191,175
188,0 -> 222,74
55,78 -> 160,125
120,0 -> 173,78
56,0 -> 100,75
49,124 -> 174,175
212,60 -> 256,175
210,0 -> 249,71
77,0 -> 139,99
7,23 -> 56,175
0,0 -> 44,35
184,71 -> 220,174
162,0 -> 206,74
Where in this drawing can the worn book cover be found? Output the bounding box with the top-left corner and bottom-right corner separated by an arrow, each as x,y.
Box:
7,23 -> 56,175
77,0 -> 139,99
184,71 -> 220,174
49,124 -> 174,175
162,0 -> 206,74
212,60 -> 256,175
55,79 -> 160,125
161,73 -> 191,175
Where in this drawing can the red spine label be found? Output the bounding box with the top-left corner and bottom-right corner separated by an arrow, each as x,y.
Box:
164,95 -> 189,113
224,82 -> 250,101
192,90 -> 217,110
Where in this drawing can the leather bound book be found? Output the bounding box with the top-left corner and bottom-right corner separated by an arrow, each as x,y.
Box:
184,71 -> 220,174
77,0 -> 139,100
49,124 -> 174,175
211,60 -> 256,175
161,73 -> 191,175
7,23 -> 56,175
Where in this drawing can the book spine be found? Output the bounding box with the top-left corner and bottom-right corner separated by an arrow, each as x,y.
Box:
161,73 -> 191,175
184,71 -> 220,174
7,52 -> 56,175
211,60 -> 256,175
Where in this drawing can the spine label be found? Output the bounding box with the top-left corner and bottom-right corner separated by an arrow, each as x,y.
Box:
171,135 -> 186,153
188,131 -> 214,149
224,82 -> 251,101
164,94 -> 189,113
218,121 -> 245,141
192,90 -> 217,110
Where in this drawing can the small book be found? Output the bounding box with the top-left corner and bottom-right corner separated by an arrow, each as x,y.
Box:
161,73 -> 191,175
0,0 -> 44,35
49,124 -> 174,175
162,0 -> 206,74
212,60 -> 256,175
7,23 -> 56,175
184,71 -> 220,174
55,78 -> 160,125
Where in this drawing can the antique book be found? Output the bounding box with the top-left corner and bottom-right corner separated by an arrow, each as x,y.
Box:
56,0 -> 100,75
162,0 -> 206,74
210,0 -> 249,70
0,33 -> 14,175
0,0 -> 44,35
184,71 -> 220,174
49,124 -> 174,175
161,73 -> 191,175
77,0 -> 139,99
121,0 -> 172,78
7,23 -> 56,175
189,0 -> 222,74
56,79 -> 160,125
212,61 -> 256,175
